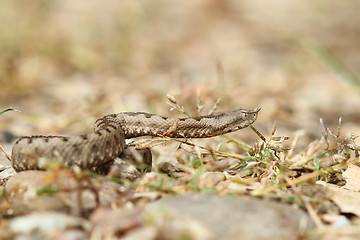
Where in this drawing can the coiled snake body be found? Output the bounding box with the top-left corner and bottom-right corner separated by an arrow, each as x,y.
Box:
11,108 -> 260,173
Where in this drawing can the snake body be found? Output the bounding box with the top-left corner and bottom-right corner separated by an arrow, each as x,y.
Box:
11,108 -> 260,172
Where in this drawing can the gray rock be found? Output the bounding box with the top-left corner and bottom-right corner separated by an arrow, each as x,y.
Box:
145,193 -> 315,240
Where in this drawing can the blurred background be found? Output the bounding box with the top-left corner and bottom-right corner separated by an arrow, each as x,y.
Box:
1,0 -> 360,149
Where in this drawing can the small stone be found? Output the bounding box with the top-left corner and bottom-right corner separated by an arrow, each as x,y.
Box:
10,212 -> 89,235
90,208 -> 143,238
120,226 -> 157,240
197,172 -> 225,189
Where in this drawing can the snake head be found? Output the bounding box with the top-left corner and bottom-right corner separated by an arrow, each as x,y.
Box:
222,107 -> 260,132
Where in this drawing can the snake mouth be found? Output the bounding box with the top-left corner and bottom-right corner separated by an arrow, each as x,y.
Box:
253,108 -> 261,113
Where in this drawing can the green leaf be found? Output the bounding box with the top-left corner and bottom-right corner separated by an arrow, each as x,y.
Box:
313,157 -> 320,171
36,185 -> 59,195
0,108 -> 19,115
188,167 -> 207,190
191,159 -> 202,168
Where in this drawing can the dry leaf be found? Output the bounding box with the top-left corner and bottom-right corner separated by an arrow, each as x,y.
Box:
343,163 -> 360,191
318,181 -> 360,217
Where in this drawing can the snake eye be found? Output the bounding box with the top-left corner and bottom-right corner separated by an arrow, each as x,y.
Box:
242,112 -> 248,118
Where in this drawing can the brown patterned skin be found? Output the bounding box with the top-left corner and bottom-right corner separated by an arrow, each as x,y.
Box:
11,108 -> 260,172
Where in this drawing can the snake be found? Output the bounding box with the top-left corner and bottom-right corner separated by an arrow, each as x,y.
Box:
11,107 -> 260,173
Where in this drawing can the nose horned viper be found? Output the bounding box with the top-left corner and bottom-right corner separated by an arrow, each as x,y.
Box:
11,108 -> 260,173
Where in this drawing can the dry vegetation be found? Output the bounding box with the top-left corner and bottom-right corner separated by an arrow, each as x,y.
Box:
1,0 -> 360,239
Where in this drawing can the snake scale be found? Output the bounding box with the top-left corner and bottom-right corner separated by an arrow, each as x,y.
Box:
11,107 -> 260,173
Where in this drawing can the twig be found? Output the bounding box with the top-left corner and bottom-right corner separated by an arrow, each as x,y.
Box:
159,135 -> 249,161
0,144 -> 12,162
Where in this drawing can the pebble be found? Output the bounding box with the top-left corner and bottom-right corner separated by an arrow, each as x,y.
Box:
9,212 -> 89,240
90,208 -> 144,239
